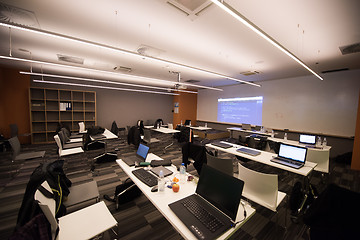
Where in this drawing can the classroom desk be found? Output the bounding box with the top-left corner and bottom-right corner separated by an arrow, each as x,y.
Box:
266,137 -> 331,173
116,157 -> 255,240
152,127 -> 180,134
227,127 -> 272,138
206,142 -> 317,176
190,126 -> 212,131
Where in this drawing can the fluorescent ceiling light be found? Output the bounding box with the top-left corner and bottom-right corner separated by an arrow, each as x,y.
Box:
0,21 -> 260,87
20,71 -> 198,94
0,55 -> 222,91
210,0 -> 323,81
33,79 -> 179,96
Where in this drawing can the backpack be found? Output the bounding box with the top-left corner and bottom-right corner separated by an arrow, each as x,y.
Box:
289,181 -> 318,222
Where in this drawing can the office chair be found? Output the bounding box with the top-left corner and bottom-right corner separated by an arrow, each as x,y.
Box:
154,119 -> 164,128
182,142 -> 209,175
184,119 -> 191,126
205,152 -> 233,176
54,135 -> 84,157
57,130 -> 83,149
8,136 -> 45,161
143,129 -> 160,144
35,181 -> 117,240
10,124 -> 31,138
238,163 -> 286,212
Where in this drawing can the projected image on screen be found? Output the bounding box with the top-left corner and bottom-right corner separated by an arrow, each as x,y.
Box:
217,96 -> 263,125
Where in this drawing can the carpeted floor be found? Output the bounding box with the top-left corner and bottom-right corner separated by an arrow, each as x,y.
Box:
0,132 -> 359,240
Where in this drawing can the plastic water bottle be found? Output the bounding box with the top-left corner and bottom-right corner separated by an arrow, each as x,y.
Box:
322,137 -> 327,146
271,130 -> 275,138
284,132 -> 287,140
205,122 -> 207,128
316,136 -> 322,147
158,170 -> 165,191
180,163 -> 186,184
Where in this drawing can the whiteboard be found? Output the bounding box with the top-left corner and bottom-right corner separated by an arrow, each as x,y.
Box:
197,70 -> 360,137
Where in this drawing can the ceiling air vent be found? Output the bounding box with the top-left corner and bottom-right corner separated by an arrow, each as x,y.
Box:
185,79 -> 200,83
0,3 -> 39,27
137,44 -> 165,57
240,71 -> 261,76
114,66 -> 132,72
57,54 -> 84,64
166,0 -> 212,19
339,42 -> 360,55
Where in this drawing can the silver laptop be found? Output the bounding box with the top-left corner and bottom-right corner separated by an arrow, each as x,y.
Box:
299,134 -> 316,145
271,143 -> 307,169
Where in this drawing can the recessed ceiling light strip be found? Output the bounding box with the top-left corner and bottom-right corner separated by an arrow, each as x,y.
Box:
32,79 -> 179,96
20,71 -> 197,94
0,21 -> 259,87
210,0 -> 323,80
0,55 -> 222,91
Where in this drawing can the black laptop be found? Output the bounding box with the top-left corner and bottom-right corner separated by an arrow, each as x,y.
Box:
211,141 -> 233,149
169,164 -> 245,240
270,143 -> 308,169
122,143 -> 149,166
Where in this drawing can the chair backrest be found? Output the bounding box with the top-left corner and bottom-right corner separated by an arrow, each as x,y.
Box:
238,163 -> 279,212
34,181 -> 59,239
206,152 -> 233,176
143,129 -> 151,142
54,135 -> 63,155
306,149 -> 329,173
8,136 -> 21,158
10,124 -> 18,138
111,121 -> 119,135
168,123 -> 173,129
184,120 -> 191,126
78,122 -> 85,132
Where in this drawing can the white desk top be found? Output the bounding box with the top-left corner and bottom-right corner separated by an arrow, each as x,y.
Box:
190,126 -> 212,131
90,128 -> 118,141
206,142 -> 317,176
227,127 -> 272,137
152,127 -> 180,134
266,137 -> 332,151
117,157 -> 255,240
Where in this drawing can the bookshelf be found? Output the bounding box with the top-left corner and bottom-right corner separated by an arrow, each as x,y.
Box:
29,87 -> 96,144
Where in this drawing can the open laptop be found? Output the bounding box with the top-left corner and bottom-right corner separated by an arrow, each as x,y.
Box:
299,134 -> 316,145
122,143 -> 149,166
270,143 -> 307,169
169,164 -> 245,240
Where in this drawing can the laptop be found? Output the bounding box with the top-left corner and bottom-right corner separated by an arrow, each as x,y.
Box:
299,134 -> 316,145
211,141 -> 233,149
270,143 -> 308,169
122,143 -> 149,166
169,164 -> 245,240
150,166 -> 173,177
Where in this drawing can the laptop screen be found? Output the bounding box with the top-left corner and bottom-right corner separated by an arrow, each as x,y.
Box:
278,143 -> 307,163
136,143 -> 149,159
299,134 -> 316,145
196,164 -> 244,221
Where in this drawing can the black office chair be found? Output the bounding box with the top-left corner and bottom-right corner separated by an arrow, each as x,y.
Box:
182,142 -> 209,175
153,119 -> 164,128
184,119 -> 191,126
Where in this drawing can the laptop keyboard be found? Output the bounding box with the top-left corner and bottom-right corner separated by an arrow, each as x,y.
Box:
182,198 -> 224,232
237,147 -> 261,156
132,168 -> 158,187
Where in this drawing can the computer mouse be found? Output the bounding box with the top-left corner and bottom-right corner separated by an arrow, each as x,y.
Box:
151,185 -> 158,192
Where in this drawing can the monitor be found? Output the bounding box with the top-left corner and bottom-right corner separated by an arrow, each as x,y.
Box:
299,134 -> 316,145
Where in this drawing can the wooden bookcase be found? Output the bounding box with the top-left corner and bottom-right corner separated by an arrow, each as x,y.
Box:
29,87 -> 96,144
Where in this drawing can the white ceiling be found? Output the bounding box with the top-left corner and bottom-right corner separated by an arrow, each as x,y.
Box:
0,0 -> 359,91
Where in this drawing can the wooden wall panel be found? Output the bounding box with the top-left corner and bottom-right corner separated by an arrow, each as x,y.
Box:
0,67 -> 31,144
351,90 -> 360,170
173,90 -> 197,126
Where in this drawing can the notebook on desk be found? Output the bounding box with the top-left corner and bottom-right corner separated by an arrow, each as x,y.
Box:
122,143 -> 149,166
271,143 -> 307,169
169,164 -> 244,240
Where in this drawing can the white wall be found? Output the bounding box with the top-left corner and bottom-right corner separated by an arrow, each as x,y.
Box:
197,69 -> 360,137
